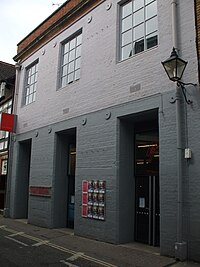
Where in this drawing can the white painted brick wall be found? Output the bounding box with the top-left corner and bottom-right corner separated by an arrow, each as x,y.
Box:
15,0 -> 198,134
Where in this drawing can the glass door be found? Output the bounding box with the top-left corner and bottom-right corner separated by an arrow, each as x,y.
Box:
135,130 -> 160,246
67,144 -> 76,228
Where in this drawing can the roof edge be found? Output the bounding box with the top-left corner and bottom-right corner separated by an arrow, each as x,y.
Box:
14,0 -> 103,62
16,0 -> 71,47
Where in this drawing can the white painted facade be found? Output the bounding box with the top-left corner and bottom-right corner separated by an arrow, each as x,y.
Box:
15,0 -> 198,134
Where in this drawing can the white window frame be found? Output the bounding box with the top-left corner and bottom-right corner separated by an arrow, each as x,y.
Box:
60,30 -> 82,88
120,0 -> 158,61
24,60 -> 38,105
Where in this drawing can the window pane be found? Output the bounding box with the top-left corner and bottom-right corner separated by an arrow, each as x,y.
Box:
68,73 -> 74,84
32,65 -> 36,74
122,2 -> 132,18
77,34 -> 82,46
146,1 -> 157,20
134,0 -> 144,11
69,49 -> 76,62
134,23 -> 144,40
147,33 -> 158,48
134,8 -> 144,26
146,17 -> 157,35
27,69 -> 31,78
63,54 -> 69,65
64,42 -> 69,54
121,44 -> 133,60
33,92 -> 36,102
145,0 -> 154,5
26,87 -> 30,96
134,39 -> 144,54
70,38 -> 76,50
35,63 -> 38,72
122,29 -> 132,46
122,15 -> 132,32
76,46 -> 81,58
30,67 -> 33,76
27,77 -> 31,85
75,69 -> 80,80
30,75 -> 34,84
61,76 -> 67,88
29,85 -> 34,94
34,72 -> 38,82
68,61 -> 75,73
62,65 -> 67,76
30,94 -> 34,104
75,58 -> 81,70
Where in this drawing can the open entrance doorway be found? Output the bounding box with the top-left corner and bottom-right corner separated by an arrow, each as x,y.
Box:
54,128 -> 76,229
16,139 -> 32,218
135,129 -> 159,246
118,110 -> 159,246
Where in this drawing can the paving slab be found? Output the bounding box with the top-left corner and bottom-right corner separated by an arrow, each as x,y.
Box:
0,215 -> 199,267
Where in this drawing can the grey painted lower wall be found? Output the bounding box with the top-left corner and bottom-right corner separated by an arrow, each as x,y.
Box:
7,90 -> 200,262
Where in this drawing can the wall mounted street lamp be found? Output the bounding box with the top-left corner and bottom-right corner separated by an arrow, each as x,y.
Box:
161,47 -> 197,104
161,47 -> 198,261
161,47 -> 187,82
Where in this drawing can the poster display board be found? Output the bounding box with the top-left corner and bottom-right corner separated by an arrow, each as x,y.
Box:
82,180 -> 106,220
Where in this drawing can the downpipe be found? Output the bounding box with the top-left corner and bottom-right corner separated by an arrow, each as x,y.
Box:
171,0 -> 187,261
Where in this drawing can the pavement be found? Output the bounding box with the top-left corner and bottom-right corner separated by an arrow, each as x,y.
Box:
0,215 -> 200,267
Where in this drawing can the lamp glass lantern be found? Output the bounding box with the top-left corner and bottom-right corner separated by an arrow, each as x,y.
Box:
162,48 -> 187,82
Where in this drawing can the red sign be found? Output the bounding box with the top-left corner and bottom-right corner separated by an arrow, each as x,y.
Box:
82,205 -> 88,217
82,193 -> 88,205
29,186 -> 52,197
82,180 -> 88,192
0,113 -> 16,132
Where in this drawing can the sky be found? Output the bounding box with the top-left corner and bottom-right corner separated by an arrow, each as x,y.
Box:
0,0 -> 64,64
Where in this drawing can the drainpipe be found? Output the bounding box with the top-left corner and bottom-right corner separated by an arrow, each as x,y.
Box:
13,61 -> 21,115
4,61 -> 21,217
171,0 -> 187,261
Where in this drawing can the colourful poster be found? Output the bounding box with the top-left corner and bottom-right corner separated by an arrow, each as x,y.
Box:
82,179 -> 106,221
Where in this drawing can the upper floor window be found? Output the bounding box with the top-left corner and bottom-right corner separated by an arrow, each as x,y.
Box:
120,0 -> 158,61
60,31 -> 82,88
25,61 -> 38,105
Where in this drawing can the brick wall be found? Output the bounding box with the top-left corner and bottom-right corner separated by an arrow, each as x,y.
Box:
15,0 -> 198,135
15,0 -> 104,62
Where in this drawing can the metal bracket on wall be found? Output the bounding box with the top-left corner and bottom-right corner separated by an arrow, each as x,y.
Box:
35,130 -> 39,137
170,95 -> 178,104
82,117 -> 87,126
105,111 -> 111,120
48,127 -> 52,134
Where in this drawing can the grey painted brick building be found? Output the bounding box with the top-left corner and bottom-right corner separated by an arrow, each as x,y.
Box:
6,0 -> 200,262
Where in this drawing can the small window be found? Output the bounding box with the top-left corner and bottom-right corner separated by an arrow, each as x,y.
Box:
60,31 -> 82,88
120,0 -> 158,60
24,61 -> 38,105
